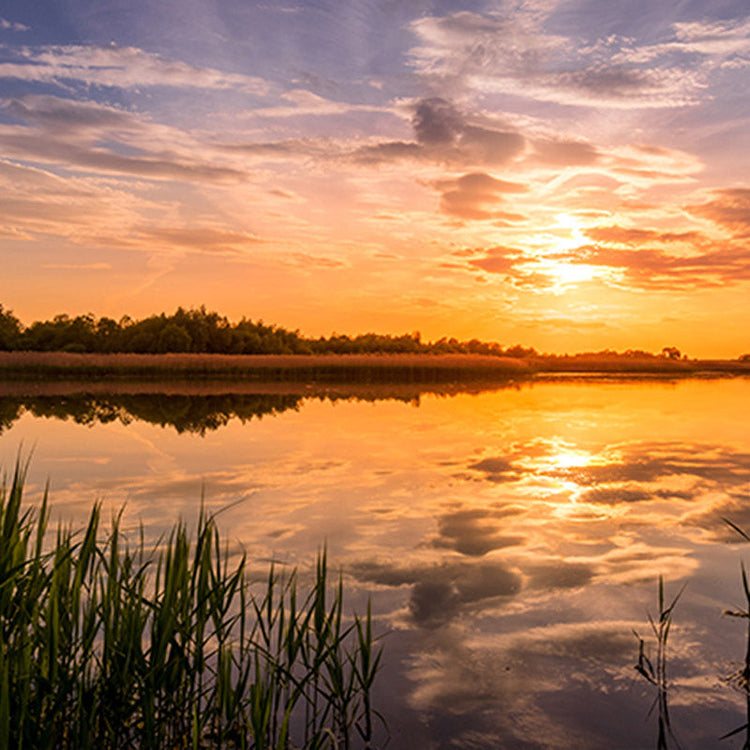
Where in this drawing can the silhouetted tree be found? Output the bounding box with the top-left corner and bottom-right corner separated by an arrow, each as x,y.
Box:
661,346 -> 682,360
0,305 -> 22,350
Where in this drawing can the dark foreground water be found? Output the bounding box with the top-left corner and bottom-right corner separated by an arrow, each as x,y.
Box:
2,376 -> 750,749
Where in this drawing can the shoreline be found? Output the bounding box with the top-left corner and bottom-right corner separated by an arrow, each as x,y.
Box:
0,351 -> 749,384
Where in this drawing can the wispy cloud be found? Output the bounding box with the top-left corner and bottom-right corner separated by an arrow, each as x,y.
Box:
432,172 -> 527,221
407,9 -> 744,108
0,44 -> 268,93
690,188 -> 750,237
41,263 -> 111,270
0,17 -> 29,32
0,95 -> 248,182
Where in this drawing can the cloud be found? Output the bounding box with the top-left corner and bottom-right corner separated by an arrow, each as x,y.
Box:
351,97 -> 525,168
0,44 -> 268,94
242,89 -> 384,119
3,95 -> 144,133
584,225 -> 703,246
465,246 -> 559,288
412,97 -> 463,144
0,96 -> 248,183
467,246 -> 526,275
0,159 -> 149,238
468,456 -> 520,478
0,17 -> 29,32
220,137 -> 336,161
408,10 -> 713,108
568,243 -> 750,288
137,227 -> 263,253
608,18 -> 750,64
0,158 -> 261,255
691,188 -> 750,237
41,263 -> 111,270
531,138 -> 600,166
0,131 -> 245,182
432,172 -> 527,220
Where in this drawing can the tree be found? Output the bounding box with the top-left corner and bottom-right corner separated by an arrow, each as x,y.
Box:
156,323 -> 192,353
0,305 -> 22,350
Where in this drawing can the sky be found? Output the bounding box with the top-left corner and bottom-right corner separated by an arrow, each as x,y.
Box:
1,0 -> 750,356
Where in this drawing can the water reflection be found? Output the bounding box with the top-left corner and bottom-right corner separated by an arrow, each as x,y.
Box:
1,378 -> 750,748
0,380 -> 518,434
0,392 -> 304,434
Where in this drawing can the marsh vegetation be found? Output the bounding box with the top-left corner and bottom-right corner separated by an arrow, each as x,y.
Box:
0,462 -> 384,749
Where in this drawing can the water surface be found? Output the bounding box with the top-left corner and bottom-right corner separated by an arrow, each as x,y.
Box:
2,377 -> 750,749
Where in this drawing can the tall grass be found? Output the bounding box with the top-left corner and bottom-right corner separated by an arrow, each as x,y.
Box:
0,461 -> 384,749
633,576 -> 685,750
0,351 -> 535,383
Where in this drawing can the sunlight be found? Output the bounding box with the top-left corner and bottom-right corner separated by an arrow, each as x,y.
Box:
548,448 -> 595,470
553,213 -> 587,252
521,213 -> 612,291
540,260 -> 602,287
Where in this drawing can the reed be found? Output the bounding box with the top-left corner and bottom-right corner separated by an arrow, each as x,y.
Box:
0,352 -> 535,384
0,462 -> 385,749
633,576 -> 686,750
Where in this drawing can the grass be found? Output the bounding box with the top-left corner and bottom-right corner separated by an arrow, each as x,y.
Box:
721,520 -> 750,746
0,460 -> 385,749
633,576 -> 686,750
0,352 -> 536,383
635,525 -> 750,748
3,351 -> 749,384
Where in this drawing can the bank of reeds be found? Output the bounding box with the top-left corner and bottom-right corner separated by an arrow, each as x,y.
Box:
1,351 -> 749,385
0,352 -> 535,383
0,462 -> 384,749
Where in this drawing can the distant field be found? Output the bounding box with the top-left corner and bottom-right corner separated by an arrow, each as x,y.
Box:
0,351 -> 748,382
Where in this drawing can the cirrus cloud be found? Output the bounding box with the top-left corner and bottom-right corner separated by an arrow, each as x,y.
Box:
0,43 -> 268,94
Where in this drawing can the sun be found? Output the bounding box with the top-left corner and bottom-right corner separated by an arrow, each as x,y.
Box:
539,259 -> 602,287
552,213 -> 587,252
533,213 -> 612,290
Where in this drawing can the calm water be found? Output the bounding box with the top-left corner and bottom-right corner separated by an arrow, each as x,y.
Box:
2,377 -> 750,749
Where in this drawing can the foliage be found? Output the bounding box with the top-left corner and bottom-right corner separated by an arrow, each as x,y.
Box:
0,305 -> 543,358
0,462 -> 385,749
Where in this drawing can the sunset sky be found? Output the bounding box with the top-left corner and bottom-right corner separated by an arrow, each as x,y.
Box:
1,0 -> 749,356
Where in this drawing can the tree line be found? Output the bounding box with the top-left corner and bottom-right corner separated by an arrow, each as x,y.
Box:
0,304 -> 540,357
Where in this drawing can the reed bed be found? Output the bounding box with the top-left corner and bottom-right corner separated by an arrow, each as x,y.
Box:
0,462 -> 384,749
0,352 -> 534,383
1,351 -> 749,384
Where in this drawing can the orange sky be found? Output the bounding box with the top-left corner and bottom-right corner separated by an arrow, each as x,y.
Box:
1,1 -> 750,355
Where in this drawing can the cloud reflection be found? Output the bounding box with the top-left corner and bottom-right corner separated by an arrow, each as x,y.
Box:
352,558 -> 522,628
432,507 -> 525,556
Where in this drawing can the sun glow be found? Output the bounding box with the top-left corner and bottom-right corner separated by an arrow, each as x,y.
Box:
540,260 -> 603,287
552,213 -> 587,253
547,449 -> 595,470
519,213 -> 611,290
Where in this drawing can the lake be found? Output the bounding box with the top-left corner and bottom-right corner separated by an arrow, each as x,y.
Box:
2,376 -> 750,749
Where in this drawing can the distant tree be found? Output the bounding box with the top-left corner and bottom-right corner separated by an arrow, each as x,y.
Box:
157,323 -> 192,353
661,346 -> 682,360
0,305 -> 22,350
95,317 -> 123,352
505,344 -> 538,358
